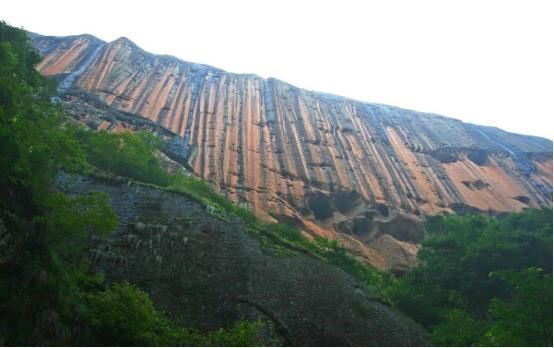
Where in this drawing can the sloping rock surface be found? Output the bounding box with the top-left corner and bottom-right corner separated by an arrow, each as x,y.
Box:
57,173 -> 429,346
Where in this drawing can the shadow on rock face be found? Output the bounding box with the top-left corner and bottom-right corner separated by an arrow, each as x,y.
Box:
353,216 -> 372,236
307,192 -> 334,220
333,190 -> 361,214
467,148 -> 489,166
375,203 -> 390,217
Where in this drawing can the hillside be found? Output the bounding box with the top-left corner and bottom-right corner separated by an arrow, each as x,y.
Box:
30,32 -> 553,272
56,171 -> 428,346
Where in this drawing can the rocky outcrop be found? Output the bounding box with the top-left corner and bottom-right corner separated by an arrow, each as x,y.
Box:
33,33 -> 553,271
56,172 -> 429,346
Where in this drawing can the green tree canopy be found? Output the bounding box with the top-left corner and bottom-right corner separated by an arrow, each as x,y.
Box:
390,209 -> 553,346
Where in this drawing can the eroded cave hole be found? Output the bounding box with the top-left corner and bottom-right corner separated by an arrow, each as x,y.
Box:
513,195 -> 530,204
467,149 -> 489,166
375,203 -> 389,217
353,217 -> 372,236
334,190 -> 361,214
308,192 -> 334,220
430,149 -> 459,163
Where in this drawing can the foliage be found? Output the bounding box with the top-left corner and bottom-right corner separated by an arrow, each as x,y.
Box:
168,171 -> 258,224
482,268 -> 552,347
0,23 -> 83,208
39,192 -> 117,257
87,281 -> 265,346
431,309 -> 488,346
206,320 -> 265,347
87,281 -> 197,346
390,209 -> 553,346
77,129 -> 171,186
0,20 -> 112,345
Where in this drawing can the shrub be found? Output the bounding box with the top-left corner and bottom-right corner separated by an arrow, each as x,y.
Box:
390,209 -> 553,346
78,130 -> 171,186
87,282 -> 266,346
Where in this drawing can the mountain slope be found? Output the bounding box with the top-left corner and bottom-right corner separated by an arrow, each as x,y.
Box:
56,172 -> 429,346
31,33 -> 553,271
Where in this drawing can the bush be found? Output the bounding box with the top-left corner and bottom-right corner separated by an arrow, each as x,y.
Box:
206,321 -> 265,347
78,130 -> 171,186
431,309 -> 487,346
482,268 -> 552,347
168,172 -> 258,225
87,282 -> 266,346
390,209 -> 553,346
87,282 -> 198,346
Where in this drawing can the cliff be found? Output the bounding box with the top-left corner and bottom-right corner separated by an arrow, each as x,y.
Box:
32,33 -> 553,271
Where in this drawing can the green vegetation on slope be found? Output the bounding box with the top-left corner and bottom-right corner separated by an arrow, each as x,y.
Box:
78,129 -> 171,187
388,210 -> 553,346
87,281 -> 264,346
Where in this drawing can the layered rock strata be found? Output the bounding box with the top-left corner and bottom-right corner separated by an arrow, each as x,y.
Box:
33,33 -> 553,271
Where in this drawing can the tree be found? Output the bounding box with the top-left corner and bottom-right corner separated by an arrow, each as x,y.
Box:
390,210 -> 553,346
483,268 -> 552,347
431,309 -> 487,346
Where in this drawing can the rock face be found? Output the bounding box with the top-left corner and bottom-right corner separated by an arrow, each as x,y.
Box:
56,172 -> 429,346
33,33 -> 553,271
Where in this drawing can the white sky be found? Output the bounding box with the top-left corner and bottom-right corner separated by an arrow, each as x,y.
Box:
3,0 -> 554,139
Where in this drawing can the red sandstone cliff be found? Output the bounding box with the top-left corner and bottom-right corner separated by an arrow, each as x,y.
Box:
31,33 -> 553,271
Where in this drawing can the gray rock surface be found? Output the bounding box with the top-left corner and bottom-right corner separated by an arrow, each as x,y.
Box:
57,172 -> 429,346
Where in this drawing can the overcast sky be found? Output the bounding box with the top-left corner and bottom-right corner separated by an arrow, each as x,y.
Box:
3,0 -> 553,139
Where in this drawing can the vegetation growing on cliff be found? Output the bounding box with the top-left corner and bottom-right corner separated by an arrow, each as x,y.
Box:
78,129 -> 171,187
0,21 -> 264,346
389,209 -> 553,346
87,281 -> 264,346
74,120 -> 393,302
